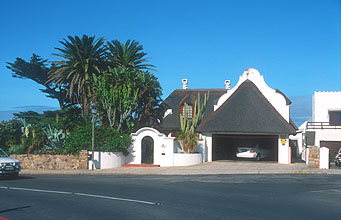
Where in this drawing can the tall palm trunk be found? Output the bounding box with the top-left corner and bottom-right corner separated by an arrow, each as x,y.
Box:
82,87 -> 89,118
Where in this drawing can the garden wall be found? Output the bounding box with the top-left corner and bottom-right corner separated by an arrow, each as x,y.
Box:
88,152 -> 125,169
10,150 -> 88,170
173,153 -> 203,166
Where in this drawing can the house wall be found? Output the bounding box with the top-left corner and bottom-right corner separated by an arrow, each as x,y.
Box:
314,129 -> 341,146
312,91 -> 341,122
289,121 -> 307,160
310,91 -> 341,148
215,68 -> 290,122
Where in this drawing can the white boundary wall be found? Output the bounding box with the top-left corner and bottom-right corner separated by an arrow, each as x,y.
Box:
88,152 -> 125,170
173,153 -> 203,166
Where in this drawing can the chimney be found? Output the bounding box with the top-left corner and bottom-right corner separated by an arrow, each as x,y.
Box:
182,79 -> 188,89
225,80 -> 231,90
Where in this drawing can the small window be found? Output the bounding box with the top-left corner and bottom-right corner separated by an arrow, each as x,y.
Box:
329,111 -> 341,126
181,104 -> 193,119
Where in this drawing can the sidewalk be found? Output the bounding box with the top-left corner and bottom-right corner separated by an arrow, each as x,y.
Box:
20,160 -> 341,175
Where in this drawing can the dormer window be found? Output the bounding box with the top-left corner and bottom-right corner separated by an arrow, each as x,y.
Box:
181,104 -> 193,119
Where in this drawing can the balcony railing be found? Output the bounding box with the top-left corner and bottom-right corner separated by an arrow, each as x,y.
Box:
306,122 -> 341,130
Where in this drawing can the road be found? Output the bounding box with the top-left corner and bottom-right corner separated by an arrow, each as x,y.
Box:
0,174 -> 340,220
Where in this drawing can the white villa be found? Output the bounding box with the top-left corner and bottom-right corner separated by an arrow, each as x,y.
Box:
126,68 -> 297,167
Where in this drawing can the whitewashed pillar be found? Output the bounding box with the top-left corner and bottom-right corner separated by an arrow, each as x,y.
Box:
278,135 -> 291,164
319,147 -> 329,169
205,134 -> 213,162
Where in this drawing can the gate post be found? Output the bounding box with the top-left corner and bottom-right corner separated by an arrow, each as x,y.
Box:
319,147 -> 329,169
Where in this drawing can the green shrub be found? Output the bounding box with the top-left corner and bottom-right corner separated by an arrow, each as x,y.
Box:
7,144 -> 28,155
64,124 -> 132,155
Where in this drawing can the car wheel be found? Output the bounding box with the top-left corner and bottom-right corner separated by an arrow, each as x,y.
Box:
256,154 -> 261,161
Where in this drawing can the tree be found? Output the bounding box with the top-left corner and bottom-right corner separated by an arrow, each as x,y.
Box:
48,35 -> 106,118
106,40 -> 162,127
132,70 -> 164,128
93,67 -> 163,132
93,67 -> 139,132
106,40 -> 156,72
6,54 -> 68,109
0,119 -> 23,150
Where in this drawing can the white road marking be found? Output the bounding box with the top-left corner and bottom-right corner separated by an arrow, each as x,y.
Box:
310,189 -> 341,195
9,187 -> 72,195
0,186 -> 159,205
74,192 -> 157,205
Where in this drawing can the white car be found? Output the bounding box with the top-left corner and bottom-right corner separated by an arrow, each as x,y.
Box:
0,148 -> 21,177
235,144 -> 272,161
335,148 -> 341,166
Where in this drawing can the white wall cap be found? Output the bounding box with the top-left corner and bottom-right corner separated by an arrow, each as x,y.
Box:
328,108 -> 341,111
132,127 -> 165,137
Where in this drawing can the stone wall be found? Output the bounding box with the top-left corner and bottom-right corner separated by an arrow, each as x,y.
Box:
308,146 -> 320,168
11,150 -> 88,170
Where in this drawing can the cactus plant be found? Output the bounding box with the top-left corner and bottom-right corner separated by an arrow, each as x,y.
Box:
42,124 -> 66,150
20,119 -> 32,138
178,92 -> 209,153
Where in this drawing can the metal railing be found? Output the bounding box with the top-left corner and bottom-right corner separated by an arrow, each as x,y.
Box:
306,122 -> 341,130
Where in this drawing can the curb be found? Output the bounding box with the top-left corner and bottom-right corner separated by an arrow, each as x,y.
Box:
19,169 -> 341,176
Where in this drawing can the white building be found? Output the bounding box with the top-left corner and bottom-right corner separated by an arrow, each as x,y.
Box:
292,91 -> 341,159
128,68 -> 297,166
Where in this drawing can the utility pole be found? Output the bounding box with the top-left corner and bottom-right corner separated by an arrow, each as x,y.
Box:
92,111 -> 95,170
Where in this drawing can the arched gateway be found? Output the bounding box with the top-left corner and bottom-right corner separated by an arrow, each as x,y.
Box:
141,136 -> 154,164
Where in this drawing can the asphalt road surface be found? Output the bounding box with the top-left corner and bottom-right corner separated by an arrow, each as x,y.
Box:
0,174 -> 340,220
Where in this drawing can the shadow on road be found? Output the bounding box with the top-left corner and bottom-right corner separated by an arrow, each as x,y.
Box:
0,206 -> 31,214
0,175 -> 35,181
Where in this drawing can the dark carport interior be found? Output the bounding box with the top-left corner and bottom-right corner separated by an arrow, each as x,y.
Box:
212,135 -> 278,161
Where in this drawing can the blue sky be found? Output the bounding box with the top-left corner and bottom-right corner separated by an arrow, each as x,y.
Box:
0,0 -> 340,125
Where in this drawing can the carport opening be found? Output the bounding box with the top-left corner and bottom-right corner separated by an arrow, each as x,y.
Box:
212,135 -> 278,161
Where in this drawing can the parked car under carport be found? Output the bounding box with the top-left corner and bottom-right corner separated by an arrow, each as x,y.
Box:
235,144 -> 273,161
212,135 -> 277,161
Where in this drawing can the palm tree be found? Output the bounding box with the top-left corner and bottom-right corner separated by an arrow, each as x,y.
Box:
133,71 -> 163,127
48,35 -> 106,118
106,40 -> 156,72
